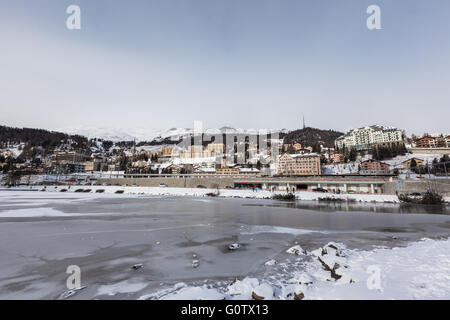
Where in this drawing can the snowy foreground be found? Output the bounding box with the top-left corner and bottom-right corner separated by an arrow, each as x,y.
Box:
19,185 -> 410,203
140,238 -> 450,300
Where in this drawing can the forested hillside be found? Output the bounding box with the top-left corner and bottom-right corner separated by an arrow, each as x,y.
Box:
283,127 -> 343,148
0,125 -> 88,150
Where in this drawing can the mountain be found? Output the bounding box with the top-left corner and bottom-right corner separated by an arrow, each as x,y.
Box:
282,127 -> 344,148
4,124 -> 338,149
60,126 -> 196,142
58,126 -> 158,142
59,126 -> 285,143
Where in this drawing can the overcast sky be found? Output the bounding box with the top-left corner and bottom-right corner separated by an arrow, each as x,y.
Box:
0,0 -> 449,136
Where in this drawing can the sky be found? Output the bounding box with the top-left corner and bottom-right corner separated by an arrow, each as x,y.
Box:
0,0 -> 449,137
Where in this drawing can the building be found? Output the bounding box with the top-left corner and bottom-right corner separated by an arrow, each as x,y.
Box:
84,161 -> 95,172
53,151 -> 90,164
292,143 -> 302,151
131,160 -> 150,168
206,143 -> 225,157
238,168 -> 261,176
277,153 -> 321,176
159,146 -> 175,160
165,164 -> 182,174
44,163 -> 85,174
444,136 -> 450,148
415,135 -> 450,148
194,167 -> 216,174
431,135 -> 449,148
282,143 -> 303,153
359,160 -> 390,175
178,145 -> 219,159
216,167 -> 240,175
1,151 -> 13,158
402,158 -> 424,170
330,153 -> 345,163
283,144 -> 292,152
415,136 -> 437,148
335,125 -> 403,151
107,164 -> 121,172
84,159 -> 102,172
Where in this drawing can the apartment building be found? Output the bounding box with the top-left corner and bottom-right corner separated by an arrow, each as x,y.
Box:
359,159 -> 390,175
335,125 -> 403,150
53,151 -> 90,164
415,135 -> 450,148
277,153 -> 321,176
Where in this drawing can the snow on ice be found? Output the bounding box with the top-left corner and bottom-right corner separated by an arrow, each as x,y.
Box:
140,238 -> 450,300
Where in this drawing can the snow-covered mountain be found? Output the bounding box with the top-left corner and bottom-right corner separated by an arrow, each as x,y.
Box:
59,126 -> 285,142
58,126 -> 187,142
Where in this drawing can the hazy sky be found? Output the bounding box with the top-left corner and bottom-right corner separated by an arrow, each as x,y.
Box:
0,0 -> 449,136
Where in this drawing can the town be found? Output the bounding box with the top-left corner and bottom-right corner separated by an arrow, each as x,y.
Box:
1,124 -> 449,197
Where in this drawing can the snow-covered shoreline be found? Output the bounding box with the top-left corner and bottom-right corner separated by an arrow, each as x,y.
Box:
3,185 -> 410,203
6,185 -> 450,204
140,237 -> 450,300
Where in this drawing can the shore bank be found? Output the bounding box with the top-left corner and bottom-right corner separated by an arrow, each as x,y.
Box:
6,185 -> 450,204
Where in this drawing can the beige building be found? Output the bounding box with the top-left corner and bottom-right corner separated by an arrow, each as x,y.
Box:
402,158 -> 424,170
178,145 -> 213,159
1,151 -> 13,158
238,168 -> 261,176
84,161 -> 95,172
207,143 -> 225,157
216,167 -> 240,175
293,143 -> 302,151
330,153 -> 345,163
283,143 -> 303,152
131,160 -> 149,168
83,159 -> 102,172
278,153 -> 321,176
165,164 -> 182,174
53,151 -> 89,164
161,147 -> 175,159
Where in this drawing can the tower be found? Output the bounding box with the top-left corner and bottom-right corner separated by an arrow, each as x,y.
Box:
132,138 -> 136,160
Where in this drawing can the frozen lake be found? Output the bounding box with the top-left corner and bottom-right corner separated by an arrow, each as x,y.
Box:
0,190 -> 449,299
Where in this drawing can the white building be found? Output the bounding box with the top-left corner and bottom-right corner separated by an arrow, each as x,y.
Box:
335,125 -> 403,150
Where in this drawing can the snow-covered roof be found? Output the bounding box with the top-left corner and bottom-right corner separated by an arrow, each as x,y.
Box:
172,157 -> 216,165
289,153 -> 319,158
239,168 -> 260,173
195,167 -> 216,173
